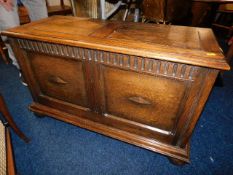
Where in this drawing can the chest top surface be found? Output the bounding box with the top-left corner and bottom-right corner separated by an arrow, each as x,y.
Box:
2,16 -> 229,70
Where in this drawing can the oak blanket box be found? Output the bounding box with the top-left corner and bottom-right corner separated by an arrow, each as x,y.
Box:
2,16 -> 230,164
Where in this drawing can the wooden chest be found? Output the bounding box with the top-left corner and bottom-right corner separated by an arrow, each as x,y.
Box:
2,16 -> 229,164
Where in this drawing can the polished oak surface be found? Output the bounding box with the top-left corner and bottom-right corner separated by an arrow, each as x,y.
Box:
4,16 -> 229,70
2,16 -> 229,164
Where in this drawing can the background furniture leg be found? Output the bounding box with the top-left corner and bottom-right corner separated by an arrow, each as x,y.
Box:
0,38 -> 9,64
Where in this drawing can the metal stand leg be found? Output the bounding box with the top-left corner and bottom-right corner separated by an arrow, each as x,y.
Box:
69,0 -> 77,16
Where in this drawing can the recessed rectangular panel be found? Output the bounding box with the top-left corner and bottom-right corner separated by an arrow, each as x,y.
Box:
29,53 -> 88,108
106,24 -> 201,50
103,67 -> 186,131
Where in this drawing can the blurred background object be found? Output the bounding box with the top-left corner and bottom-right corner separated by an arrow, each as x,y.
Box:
141,0 -> 192,25
45,0 -> 74,16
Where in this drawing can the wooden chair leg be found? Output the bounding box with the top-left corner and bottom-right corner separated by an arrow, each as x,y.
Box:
0,46 -> 9,64
6,127 -> 16,175
0,94 -> 29,143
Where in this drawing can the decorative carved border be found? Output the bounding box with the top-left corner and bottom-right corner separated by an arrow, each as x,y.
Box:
17,39 -> 198,81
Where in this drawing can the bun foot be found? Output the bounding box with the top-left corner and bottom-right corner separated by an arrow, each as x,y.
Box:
168,157 -> 186,166
33,112 -> 45,118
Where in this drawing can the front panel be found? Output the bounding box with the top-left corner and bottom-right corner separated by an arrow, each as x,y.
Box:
11,37 -> 217,162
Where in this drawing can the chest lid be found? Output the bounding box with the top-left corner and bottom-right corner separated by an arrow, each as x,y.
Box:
2,16 -> 229,70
